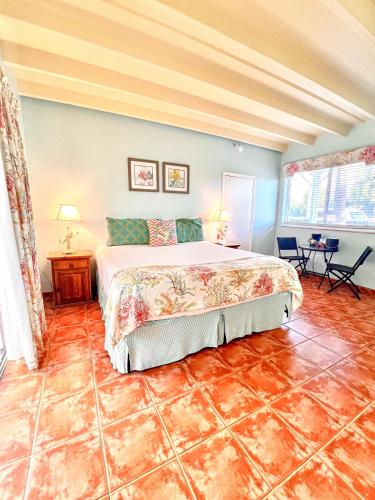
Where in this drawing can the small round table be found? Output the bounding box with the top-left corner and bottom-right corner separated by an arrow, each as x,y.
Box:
298,244 -> 339,288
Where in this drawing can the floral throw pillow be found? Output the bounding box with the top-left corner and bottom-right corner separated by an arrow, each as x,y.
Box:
147,219 -> 178,247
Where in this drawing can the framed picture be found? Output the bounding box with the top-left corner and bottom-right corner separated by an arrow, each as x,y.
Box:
128,158 -> 159,192
162,162 -> 190,194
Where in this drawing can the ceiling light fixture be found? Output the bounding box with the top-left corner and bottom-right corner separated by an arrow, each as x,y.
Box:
233,143 -> 245,153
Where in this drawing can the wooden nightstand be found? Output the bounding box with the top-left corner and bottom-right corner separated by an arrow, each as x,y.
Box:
215,242 -> 241,249
47,251 -> 93,307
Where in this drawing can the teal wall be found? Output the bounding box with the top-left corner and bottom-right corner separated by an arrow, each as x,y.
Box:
275,120 -> 375,289
21,97 -> 281,291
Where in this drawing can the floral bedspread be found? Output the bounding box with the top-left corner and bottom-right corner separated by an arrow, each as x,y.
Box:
105,256 -> 303,346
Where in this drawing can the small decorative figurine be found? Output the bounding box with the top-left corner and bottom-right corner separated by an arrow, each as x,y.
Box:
55,204 -> 81,254
59,228 -> 79,254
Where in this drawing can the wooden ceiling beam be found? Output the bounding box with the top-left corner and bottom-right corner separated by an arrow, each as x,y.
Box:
0,3 -> 354,135
2,42 -> 316,145
62,0 -> 372,122
1,0 -> 374,153
17,79 -> 288,152
329,0 -> 375,41
13,64 -> 290,143
148,0 -> 375,118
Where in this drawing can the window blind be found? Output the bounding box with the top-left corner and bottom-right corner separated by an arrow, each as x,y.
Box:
282,162 -> 375,229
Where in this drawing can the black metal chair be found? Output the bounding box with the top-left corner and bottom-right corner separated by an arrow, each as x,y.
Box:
326,246 -> 373,300
317,238 -> 340,289
326,238 -> 340,250
277,237 -> 309,278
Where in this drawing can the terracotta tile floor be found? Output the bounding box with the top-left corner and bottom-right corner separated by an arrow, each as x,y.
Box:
0,276 -> 374,499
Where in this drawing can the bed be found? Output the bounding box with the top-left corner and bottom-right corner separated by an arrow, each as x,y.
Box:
96,241 -> 303,373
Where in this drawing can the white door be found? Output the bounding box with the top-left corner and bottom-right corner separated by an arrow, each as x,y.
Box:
221,172 -> 255,250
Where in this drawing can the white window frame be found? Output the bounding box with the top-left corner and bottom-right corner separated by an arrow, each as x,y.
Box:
281,162 -> 375,234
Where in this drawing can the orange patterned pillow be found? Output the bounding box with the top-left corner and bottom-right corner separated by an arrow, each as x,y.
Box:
147,219 -> 178,247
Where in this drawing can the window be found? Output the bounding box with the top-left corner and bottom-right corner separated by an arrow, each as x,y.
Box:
282,162 -> 375,229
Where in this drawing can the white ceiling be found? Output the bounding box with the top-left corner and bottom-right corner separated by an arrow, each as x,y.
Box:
1,0 -> 374,152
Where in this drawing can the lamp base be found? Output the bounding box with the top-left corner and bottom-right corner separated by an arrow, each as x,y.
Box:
59,225 -> 79,255
217,221 -> 229,245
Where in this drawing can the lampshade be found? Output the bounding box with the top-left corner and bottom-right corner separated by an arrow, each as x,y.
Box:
214,209 -> 231,222
56,204 -> 81,222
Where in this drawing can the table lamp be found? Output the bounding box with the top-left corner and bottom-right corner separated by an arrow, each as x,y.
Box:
56,204 -> 81,254
214,209 -> 231,244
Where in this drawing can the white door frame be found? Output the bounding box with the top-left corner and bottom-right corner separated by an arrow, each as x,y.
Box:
221,172 -> 256,251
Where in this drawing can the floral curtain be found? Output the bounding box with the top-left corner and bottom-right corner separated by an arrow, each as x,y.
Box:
0,71 -> 45,367
282,144 -> 375,177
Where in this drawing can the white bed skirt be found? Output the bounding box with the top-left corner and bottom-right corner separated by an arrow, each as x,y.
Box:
98,272 -> 291,373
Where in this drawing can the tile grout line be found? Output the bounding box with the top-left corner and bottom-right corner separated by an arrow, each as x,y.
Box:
36,380 -> 96,407
90,342 -> 112,498
0,397 -> 43,421
13,342 -> 100,456
297,385 -> 371,423
20,428 -> 104,460
268,396 -> 373,498
324,366 -> 374,401
0,455 -> 32,470
107,458 -> 178,499
91,336 -> 373,477
309,334 -> 363,358
196,383 -> 275,495
172,370 -> 374,498
287,316 -> 373,351
140,373 -> 198,500
12,344 -> 370,493
229,365 -> 373,496
272,401 -> 372,499
237,355 -> 371,423
257,331 -> 374,403
175,350 -> 277,488
91,368 -> 198,496
4,294 -> 373,498
226,427 -> 274,499
185,359 -> 286,496
0,311 -> 366,397
0,338 -> 369,458
317,401 -> 374,464
22,357 -> 48,500
227,372 -> 318,494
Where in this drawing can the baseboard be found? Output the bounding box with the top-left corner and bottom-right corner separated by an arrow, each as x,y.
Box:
356,284 -> 375,295
312,275 -> 375,295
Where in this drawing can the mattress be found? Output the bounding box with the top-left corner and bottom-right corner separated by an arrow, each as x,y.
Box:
95,240 -> 262,296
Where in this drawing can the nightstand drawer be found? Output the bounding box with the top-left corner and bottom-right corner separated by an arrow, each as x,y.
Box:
53,259 -> 88,271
